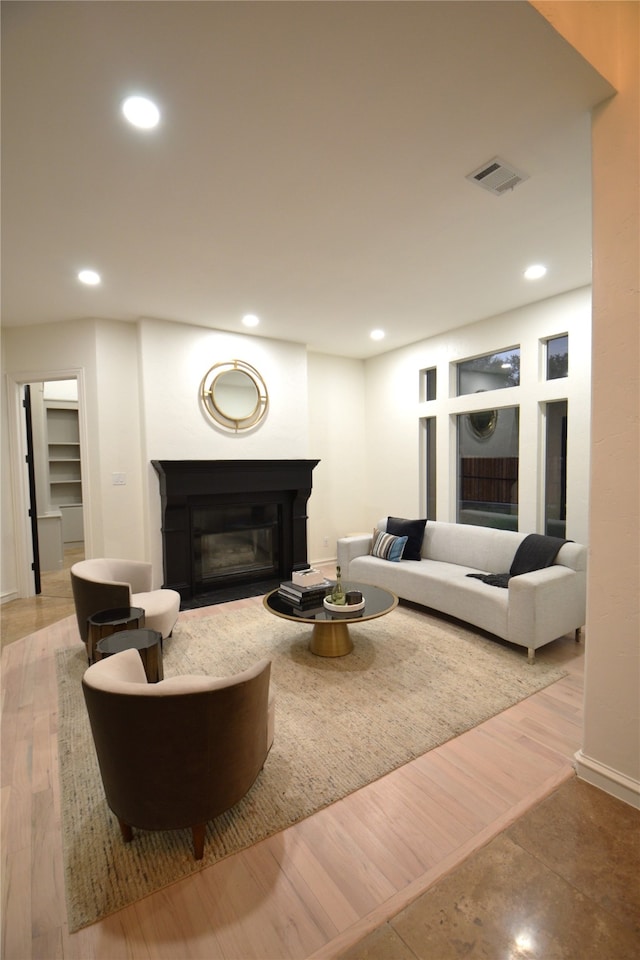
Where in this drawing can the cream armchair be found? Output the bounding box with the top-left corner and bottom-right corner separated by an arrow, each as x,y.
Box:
82,648 -> 275,859
70,558 -> 181,646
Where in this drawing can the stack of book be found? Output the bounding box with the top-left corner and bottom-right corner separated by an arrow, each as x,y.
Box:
277,577 -> 334,609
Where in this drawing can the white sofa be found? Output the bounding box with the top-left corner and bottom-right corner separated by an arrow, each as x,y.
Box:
337,520 -> 587,663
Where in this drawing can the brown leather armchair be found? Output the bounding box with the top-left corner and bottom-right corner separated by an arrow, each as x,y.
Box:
82,648 -> 275,859
71,558 -> 181,646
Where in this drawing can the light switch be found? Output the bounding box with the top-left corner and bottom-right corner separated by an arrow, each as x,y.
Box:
112,473 -> 126,485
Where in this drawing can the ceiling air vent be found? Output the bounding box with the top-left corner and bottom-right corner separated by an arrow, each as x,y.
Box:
466,158 -> 529,196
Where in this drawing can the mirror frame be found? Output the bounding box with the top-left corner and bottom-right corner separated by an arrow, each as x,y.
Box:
200,360 -> 269,432
466,388 -> 498,440
467,408 -> 498,440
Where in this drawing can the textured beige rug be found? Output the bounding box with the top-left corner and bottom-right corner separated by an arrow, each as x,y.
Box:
56,602 -> 566,931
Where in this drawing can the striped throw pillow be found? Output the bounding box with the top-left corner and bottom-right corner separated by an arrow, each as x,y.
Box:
370,528 -> 408,562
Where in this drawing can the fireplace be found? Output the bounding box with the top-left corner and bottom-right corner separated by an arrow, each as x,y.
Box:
152,460 -> 319,601
193,502 -> 279,590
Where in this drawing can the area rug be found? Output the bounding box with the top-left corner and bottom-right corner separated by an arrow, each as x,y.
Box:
56,603 -> 566,931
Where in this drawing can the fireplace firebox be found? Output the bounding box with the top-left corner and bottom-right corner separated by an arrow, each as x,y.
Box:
193,503 -> 279,590
152,460 -> 319,601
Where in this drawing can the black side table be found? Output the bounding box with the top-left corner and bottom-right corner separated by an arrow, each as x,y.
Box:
86,606 -> 145,665
96,628 -> 164,683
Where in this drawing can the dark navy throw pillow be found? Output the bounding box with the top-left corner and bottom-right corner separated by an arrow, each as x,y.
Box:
387,517 -> 427,561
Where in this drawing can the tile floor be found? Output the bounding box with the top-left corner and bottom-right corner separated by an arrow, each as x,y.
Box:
339,777 -> 640,960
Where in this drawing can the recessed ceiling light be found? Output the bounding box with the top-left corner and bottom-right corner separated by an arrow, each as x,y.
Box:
370,329 -> 385,341
121,95 -> 160,130
242,314 -> 260,327
77,269 -> 101,286
524,264 -> 547,280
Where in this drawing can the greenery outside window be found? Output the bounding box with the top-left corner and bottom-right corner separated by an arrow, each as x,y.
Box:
457,348 -> 520,397
546,335 -> 569,380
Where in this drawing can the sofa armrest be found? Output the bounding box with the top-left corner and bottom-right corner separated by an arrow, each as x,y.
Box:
508,565 -> 586,650
337,535 -> 372,577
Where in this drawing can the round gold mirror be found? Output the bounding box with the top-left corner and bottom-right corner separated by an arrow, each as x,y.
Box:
201,360 -> 268,431
468,408 -> 498,440
467,389 -> 498,440
213,370 -> 259,419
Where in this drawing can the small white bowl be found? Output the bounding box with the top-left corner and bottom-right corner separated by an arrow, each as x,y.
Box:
323,596 -> 365,613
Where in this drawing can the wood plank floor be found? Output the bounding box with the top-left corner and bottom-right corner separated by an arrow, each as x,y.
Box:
1,597 -> 585,960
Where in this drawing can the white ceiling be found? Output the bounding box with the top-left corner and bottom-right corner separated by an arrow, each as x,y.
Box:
1,1 -> 613,359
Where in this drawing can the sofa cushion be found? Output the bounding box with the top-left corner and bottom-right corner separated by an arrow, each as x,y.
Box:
387,517 -> 427,561
422,522 -> 526,572
350,554 -> 510,640
370,529 -> 408,562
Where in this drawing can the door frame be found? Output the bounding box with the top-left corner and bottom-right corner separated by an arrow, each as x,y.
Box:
6,367 -> 91,599
22,384 -> 42,594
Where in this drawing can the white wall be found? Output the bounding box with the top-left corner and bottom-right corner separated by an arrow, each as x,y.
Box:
138,318 -> 309,459
1,289 -> 592,599
306,352 -> 368,562
93,320 -> 146,559
362,287 -> 591,545
1,320 -> 99,600
136,317 -> 312,578
533,0 -> 640,806
1,316 -> 371,596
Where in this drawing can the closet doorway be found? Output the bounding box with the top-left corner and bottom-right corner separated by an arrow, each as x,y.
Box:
8,371 -> 88,599
32,380 -> 85,577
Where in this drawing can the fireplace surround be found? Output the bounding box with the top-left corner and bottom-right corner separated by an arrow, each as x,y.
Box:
152,460 -> 319,601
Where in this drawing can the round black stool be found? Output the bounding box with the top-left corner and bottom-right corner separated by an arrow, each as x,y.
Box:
86,606 -> 145,665
95,628 -> 164,683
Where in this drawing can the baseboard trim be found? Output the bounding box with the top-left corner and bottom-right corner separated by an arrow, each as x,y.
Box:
1,591 -> 19,605
574,749 -> 640,810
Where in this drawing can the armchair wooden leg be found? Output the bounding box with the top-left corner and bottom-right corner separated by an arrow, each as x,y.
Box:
118,818 -> 134,843
192,823 -> 206,860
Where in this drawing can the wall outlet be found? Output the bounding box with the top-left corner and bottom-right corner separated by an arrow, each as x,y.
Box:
112,472 -> 126,485
323,536 -> 329,547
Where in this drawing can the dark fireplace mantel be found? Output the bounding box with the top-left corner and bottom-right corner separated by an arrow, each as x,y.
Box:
152,459 -> 319,600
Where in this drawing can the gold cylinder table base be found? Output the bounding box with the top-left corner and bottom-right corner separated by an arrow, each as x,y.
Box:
310,621 -> 354,658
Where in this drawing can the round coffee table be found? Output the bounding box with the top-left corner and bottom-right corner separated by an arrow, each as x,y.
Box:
264,582 -> 398,657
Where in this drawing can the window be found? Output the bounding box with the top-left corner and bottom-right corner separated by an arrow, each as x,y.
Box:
421,367 -> 437,401
457,348 -> 520,397
546,335 -> 568,380
545,400 -> 567,537
423,417 -> 437,520
457,406 -> 519,530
